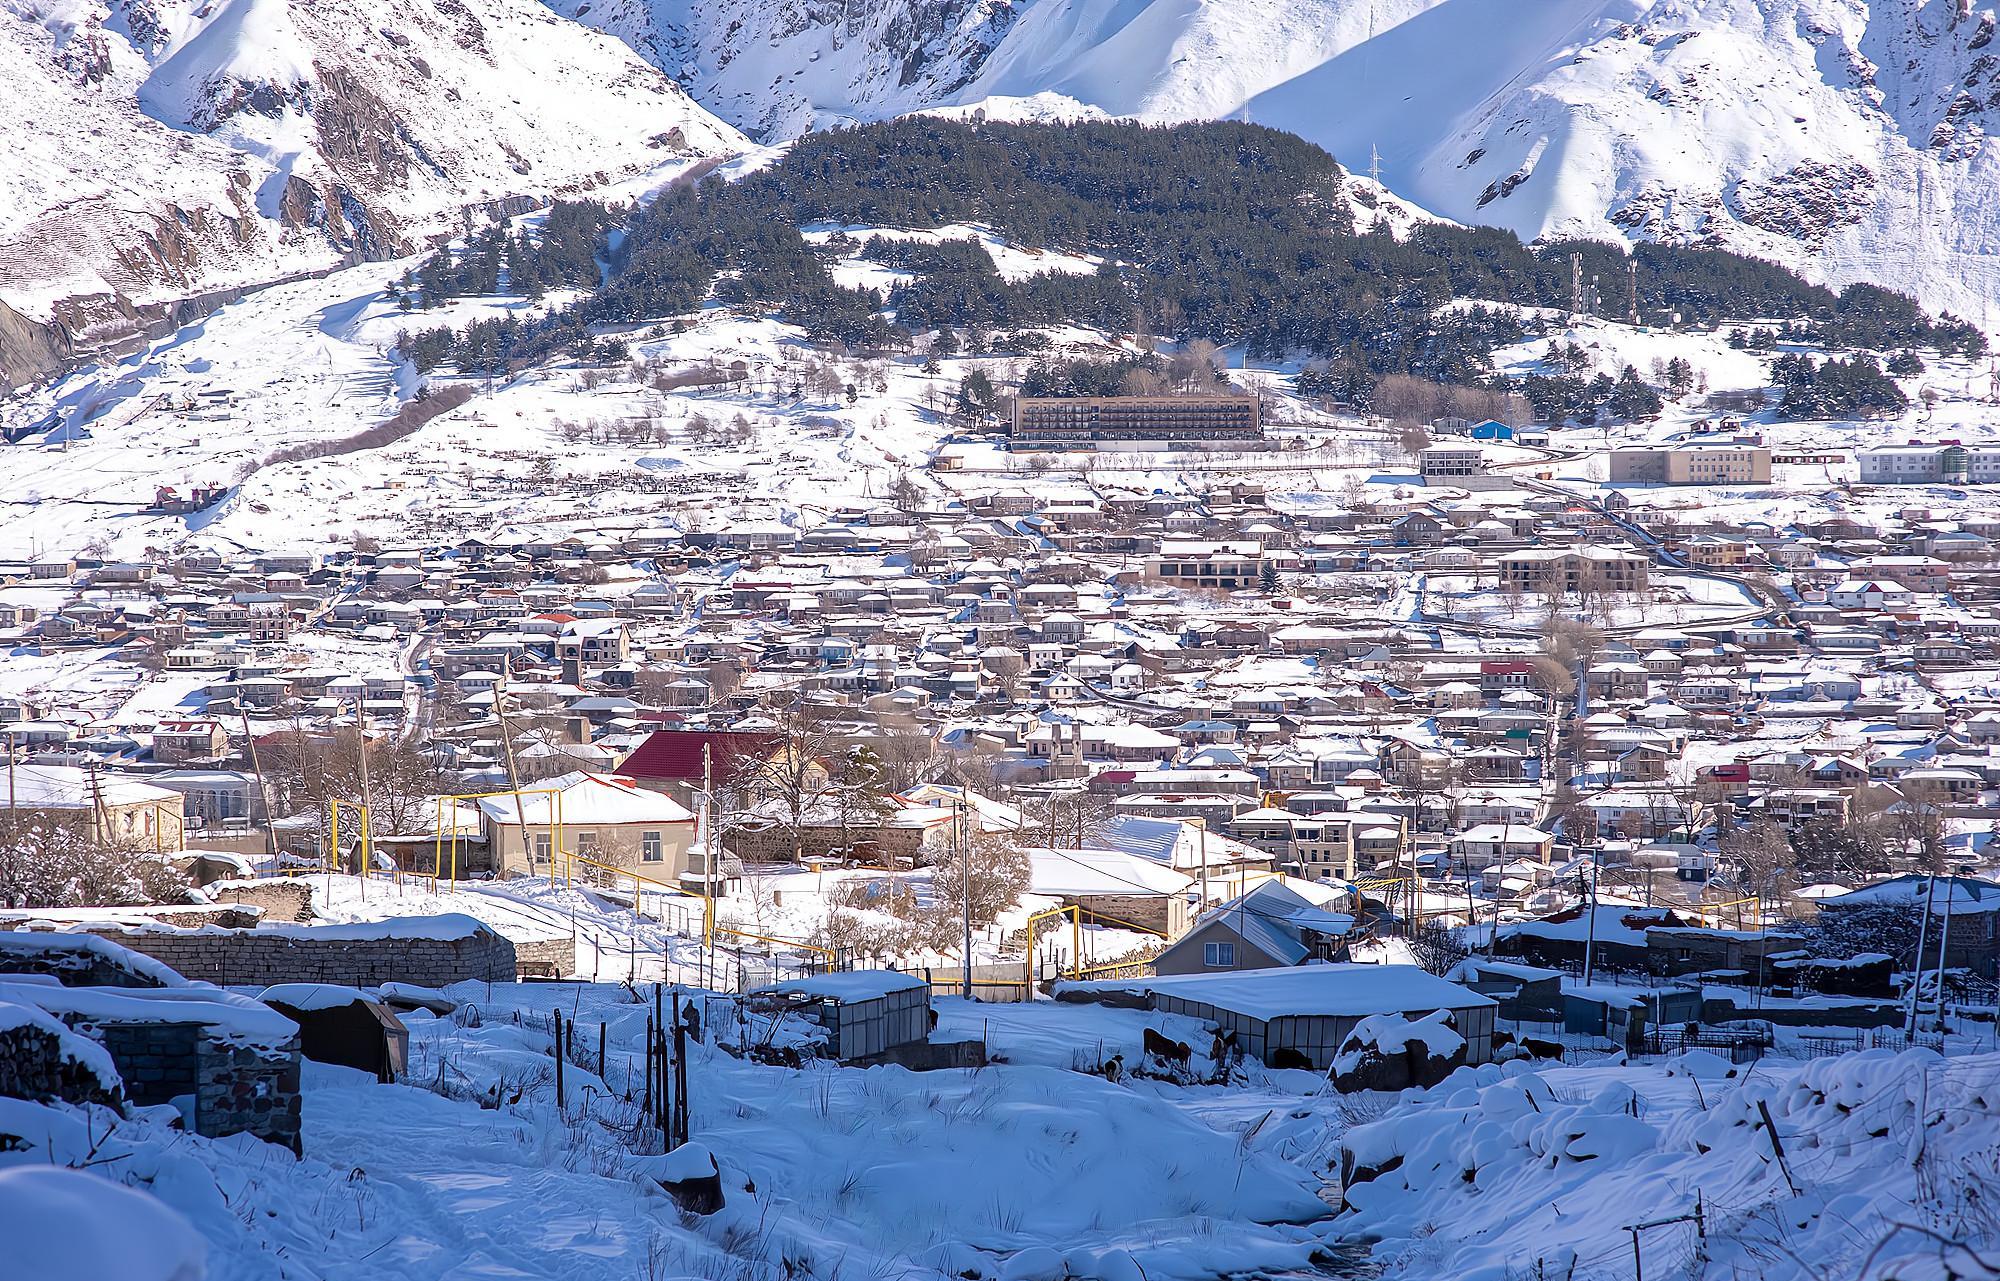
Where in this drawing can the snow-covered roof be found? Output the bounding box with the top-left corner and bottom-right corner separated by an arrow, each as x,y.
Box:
754,970 -> 926,1002
3,981 -> 298,1046
1067,963 -> 1494,1021
3,763 -> 180,809
257,983 -> 378,1011
1820,874 -> 2000,916
1027,848 -> 1195,897
476,772 -> 695,826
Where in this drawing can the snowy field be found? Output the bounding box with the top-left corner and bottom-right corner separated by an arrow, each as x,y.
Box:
8,973 -> 1997,1281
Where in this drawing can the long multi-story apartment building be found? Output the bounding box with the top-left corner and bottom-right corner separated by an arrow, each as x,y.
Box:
1010,395 -> 1262,446
1856,442 -> 2000,485
1608,442 -> 1772,485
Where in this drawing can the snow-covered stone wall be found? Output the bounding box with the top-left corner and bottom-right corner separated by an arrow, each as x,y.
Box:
72,918 -> 520,988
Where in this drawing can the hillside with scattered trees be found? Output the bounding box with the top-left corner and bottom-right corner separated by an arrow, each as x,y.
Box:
393,118 -> 1984,423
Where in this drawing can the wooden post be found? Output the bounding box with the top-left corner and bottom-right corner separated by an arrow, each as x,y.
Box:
668,1020 -> 684,1128
1756,1099 -> 1800,1196
1627,1226 -> 1642,1281
553,1010 -> 566,1112
598,1022 -> 606,1080
669,991 -> 682,1146
1694,1189 -> 1707,1272
673,994 -> 690,1149
642,1015 -> 654,1121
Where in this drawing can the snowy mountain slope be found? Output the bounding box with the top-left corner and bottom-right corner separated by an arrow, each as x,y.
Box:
0,0 -> 743,383
538,0 -> 1023,138
542,0 -> 1429,138
550,0 -> 2000,316
1244,0 -> 2000,318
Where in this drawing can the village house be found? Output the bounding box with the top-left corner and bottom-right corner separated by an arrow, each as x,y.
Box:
476,772 -> 699,883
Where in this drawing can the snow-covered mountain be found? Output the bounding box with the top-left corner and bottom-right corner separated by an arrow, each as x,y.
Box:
1243,0 -> 2000,322
549,0 -> 2000,318
535,0 -> 1022,138
0,0 -> 743,385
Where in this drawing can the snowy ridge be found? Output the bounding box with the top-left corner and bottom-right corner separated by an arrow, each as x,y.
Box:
0,0 -> 744,364
549,0 -> 2000,317
538,0 -> 1023,139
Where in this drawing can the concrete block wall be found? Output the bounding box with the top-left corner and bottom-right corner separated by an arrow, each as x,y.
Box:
99,1022 -> 201,1107
82,923 -> 519,988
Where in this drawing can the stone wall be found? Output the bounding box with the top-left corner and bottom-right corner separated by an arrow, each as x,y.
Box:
89,1022 -> 302,1152
197,1040 -> 302,1154
512,936 -> 575,977
82,922 -> 519,987
0,932 -> 178,988
1074,892 -> 1186,939
0,1025 -> 124,1109
207,880 -> 315,924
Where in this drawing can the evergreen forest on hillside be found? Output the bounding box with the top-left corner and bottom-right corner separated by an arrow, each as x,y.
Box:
393,118 -> 1985,419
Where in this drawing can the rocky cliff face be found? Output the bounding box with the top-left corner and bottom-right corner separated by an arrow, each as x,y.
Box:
543,0 -> 1020,138
0,0 -> 744,383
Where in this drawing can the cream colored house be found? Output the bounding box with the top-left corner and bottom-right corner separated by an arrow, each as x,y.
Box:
477,772 -> 697,881
5,763 -> 186,852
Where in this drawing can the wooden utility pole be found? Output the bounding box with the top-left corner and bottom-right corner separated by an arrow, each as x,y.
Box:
1581,844 -> 1602,986
1907,874 -> 1937,1040
1195,817 -> 1209,910
87,761 -> 110,847
238,706 -> 278,861
701,744 -> 717,988
493,674 -> 534,879
4,734 -> 17,840
958,790 -> 972,999
351,694 -> 375,875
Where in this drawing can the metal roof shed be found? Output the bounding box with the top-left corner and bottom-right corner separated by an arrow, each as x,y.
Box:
1067,964 -> 1497,1071
750,971 -> 931,1063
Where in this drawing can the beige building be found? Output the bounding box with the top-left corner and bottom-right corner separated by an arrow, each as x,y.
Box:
1496,546 -> 1649,594
476,772 -> 697,882
5,763 -> 186,852
1010,395 -> 1262,446
1608,444 -> 1772,485
1144,540 -> 1264,590
1419,444 -> 1488,486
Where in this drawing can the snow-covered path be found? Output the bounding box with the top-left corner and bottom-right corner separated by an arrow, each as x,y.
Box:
304,1062 -> 679,1281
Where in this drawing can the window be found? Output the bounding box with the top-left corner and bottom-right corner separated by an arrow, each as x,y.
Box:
1203,941 -> 1235,968
532,833 -> 552,864
576,832 -> 600,860
642,831 -> 664,863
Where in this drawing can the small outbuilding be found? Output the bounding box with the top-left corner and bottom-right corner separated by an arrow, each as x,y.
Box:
746,971 -> 933,1063
258,984 -> 409,1083
1059,964 -> 1497,1071
1562,981 -> 1704,1049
